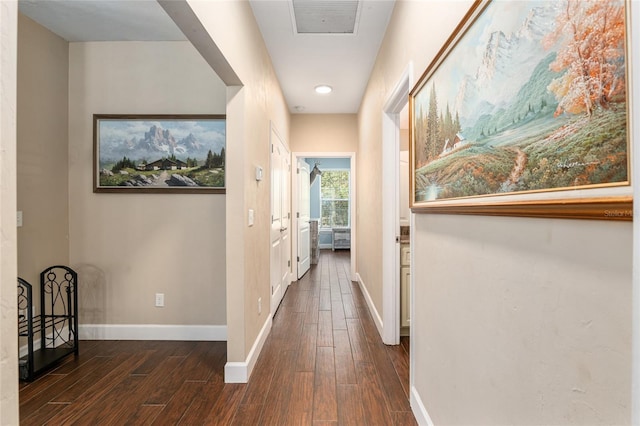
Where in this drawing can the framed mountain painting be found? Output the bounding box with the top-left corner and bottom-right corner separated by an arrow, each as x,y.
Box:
94,114 -> 226,193
409,0 -> 632,220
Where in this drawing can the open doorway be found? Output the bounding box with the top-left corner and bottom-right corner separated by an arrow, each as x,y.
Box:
398,104 -> 411,340
381,63 -> 413,346
291,153 -> 356,283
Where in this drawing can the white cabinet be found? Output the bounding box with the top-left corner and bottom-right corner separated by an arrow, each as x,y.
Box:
400,244 -> 411,329
332,228 -> 350,250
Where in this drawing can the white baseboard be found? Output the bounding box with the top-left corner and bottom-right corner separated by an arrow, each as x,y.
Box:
355,273 -> 384,338
79,324 -> 227,341
224,314 -> 273,383
411,386 -> 435,426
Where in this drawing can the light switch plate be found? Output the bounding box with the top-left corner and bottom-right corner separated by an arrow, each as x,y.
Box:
248,209 -> 255,226
255,166 -> 263,181
17,211 -> 23,227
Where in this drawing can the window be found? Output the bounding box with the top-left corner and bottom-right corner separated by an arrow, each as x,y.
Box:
320,170 -> 350,228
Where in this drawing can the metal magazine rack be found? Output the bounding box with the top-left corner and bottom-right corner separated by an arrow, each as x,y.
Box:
18,266 -> 79,381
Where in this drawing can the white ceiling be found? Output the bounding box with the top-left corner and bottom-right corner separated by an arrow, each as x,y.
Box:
18,0 -> 395,115
18,0 -> 187,42
250,0 -> 394,113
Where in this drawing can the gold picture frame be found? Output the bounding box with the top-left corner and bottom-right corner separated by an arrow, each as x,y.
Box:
94,114 -> 226,194
409,0 -> 632,220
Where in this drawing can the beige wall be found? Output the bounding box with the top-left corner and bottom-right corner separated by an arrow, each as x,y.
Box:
356,100 -> 383,310
68,41 -> 227,326
415,215 -> 631,424
186,1 -> 290,363
400,128 -> 409,151
0,1 -> 19,423
291,114 -> 357,152
17,14 -> 69,289
358,1 -> 633,424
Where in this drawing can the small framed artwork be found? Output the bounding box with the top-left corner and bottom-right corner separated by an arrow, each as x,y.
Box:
94,114 -> 226,193
410,0 -> 632,220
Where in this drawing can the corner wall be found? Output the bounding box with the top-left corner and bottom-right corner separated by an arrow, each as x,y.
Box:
68,42 -> 228,330
183,1 -> 290,371
358,1 -> 634,424
17,14 -> 69,288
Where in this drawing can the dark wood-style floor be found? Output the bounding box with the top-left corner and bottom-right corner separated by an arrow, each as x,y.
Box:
19,250 -> 415,425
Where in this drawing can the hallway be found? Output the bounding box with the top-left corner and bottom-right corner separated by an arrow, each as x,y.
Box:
19,250 -> 415,425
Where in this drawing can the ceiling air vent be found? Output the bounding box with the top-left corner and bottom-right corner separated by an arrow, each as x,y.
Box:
291,0 -> 360,34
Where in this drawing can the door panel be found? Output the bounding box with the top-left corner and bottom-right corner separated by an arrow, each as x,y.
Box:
270,129 -> 291,314
281,152 -> 291,293
297,161 -> 311,278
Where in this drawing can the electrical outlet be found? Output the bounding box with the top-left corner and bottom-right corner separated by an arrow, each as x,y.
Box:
155,293 -> 165,307
258,297 -> 262,314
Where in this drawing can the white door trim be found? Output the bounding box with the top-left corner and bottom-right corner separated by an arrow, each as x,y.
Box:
381,63 -> 413,346
291,152 -> 357,282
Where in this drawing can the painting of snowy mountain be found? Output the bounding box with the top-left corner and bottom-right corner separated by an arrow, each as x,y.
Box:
411,0 -> 628,204
94,115 -> 226,192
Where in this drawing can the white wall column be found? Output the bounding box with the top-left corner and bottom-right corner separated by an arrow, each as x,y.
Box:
0,0 -> 19,423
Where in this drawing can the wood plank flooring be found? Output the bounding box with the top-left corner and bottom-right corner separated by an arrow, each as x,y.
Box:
19,250 -> 415,425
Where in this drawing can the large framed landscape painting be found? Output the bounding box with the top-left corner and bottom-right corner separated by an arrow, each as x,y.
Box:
94,114 -> 226,193
409,0 -> 632,220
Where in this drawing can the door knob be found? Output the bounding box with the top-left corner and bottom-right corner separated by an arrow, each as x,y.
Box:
280,227 -> 288,232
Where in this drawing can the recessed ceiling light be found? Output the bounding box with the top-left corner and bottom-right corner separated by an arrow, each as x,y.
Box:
315,85 -> 332,94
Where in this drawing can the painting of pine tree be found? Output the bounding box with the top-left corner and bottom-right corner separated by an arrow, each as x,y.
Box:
411,0 -> 628,203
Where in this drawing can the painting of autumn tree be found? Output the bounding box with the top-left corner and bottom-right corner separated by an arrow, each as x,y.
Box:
411,0 -> 628,203
545,1 -> 626,116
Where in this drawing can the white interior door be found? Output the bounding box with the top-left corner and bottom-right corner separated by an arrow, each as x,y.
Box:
297,161 -> 311,278
270,130 -> 291,314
